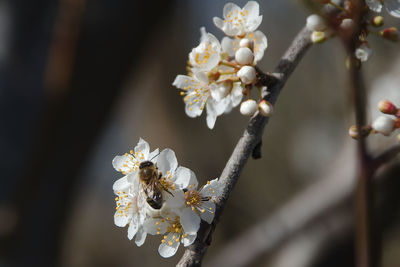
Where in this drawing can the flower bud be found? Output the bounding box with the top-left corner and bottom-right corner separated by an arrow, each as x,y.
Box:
235,47 -> 254,65
372,116 -> 395,136
311,31 -> 326,43
237,66 -> 256,84
378,100 -> 397,115
349,125 -> 359,139
380,27 -> 399,42
355,43 -> 372,62
258,100 -> 273,117
397,133 -> 400,142
239,38 -> 254,50
306,14 -> 326,32
372,16 -> 384,27
240,99 -> 258,116
340,18 -> 354,31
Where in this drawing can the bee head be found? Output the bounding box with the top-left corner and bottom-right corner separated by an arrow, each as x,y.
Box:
139,161 -> 154,169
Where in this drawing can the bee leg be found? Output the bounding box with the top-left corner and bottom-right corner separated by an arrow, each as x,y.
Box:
159,182 -> 174,196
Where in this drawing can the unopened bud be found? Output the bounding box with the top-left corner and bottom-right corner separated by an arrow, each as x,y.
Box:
349,125 -> 372,139
372,116 -> 395,136
340,18 -> 354,31
258,100 -> 273,117
235,47 -> 254,65
237,66 -> 256,84
349,125 -> 359,139
372,16 -> 384,27
311,31 -> 326,43
355,43 -> 372,62
380,27 -> 399,42
306,14 -> 326,32
239,38 -> 254,50
378,100 -> 397,115
240,99 -> 258,116
397,133 -> 400,142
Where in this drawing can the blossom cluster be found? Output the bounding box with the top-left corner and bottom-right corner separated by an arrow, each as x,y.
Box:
173,1 -> 272,129
112,138 -> 222,257
306,0 -> 400,62
349,99 -> 400,139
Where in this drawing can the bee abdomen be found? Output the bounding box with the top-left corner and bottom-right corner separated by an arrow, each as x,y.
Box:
146,197 -> 163,209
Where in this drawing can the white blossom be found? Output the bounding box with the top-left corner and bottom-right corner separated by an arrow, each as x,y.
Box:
355,43 -> 372,62
372,115 -> 395,135
240,99 -> 258,116
258,99 -> 273,117
213,1 -> 263,37
235,47 -> 254,65
366,0 -> 400,18
306,14 -> 326,32
237,65 -> 256,84
189,27 -> 222,72
340,18 -> 355,31
221,30 -> 268,64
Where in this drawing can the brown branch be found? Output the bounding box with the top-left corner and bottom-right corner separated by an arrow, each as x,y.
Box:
177,25 -> 312,267
372,144 -> 400,170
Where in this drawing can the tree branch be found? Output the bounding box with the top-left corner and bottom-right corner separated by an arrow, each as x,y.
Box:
177,25 -> 312,267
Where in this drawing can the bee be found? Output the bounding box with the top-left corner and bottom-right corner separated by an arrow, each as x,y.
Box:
138,160 -> 173,209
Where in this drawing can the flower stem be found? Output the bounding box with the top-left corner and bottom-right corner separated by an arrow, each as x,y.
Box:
220,61 -> 240,69
328,1 -> 348,13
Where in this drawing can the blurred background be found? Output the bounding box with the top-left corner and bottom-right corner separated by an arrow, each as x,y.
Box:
1,0 -> 400,266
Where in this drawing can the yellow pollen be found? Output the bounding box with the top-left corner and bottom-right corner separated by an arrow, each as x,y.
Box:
129,150 -> 133,154
161,239 -> 165,243
176,238 -> 180,242
157,231 -> 160,234
168,241 -> 173,246
201,209 -> 205,213
156,221 -> 159,225
207,181 -> 210,185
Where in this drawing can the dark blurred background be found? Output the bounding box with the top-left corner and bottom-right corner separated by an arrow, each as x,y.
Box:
1,0 -> 400,266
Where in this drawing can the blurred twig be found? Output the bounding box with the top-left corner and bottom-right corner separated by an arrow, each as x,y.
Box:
177,25 -> 312,267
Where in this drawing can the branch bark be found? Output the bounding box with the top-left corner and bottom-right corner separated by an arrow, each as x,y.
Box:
177,25 -> 312,267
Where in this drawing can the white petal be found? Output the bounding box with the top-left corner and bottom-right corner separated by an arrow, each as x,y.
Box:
135,138 -> 150,159
112,176 -> 131,191
230,83 -> 243,108
156,148 -> 178,175
206,101 -> 218,129
148,148 -> 160,162
243,1 -> 260,19
213,17 -> 224,30
199,201 -> 216,224
246,15 -> 263,33
114,211 -> 130,227
182,233 -> 197,247
185,98 -> 205,118
223,3 -> 241,19
112,154 -> 135,174
127,215 -> 139,240
194,71 -> 209,84
158,233 -> 180,258
143,217 -> 167,235
163,189 -> 185,209
366,0 -> 383,12
180,207 -> 201,234
174,166 -> 198,189
135,227 -> 147,247
252,31 -> 268,63
221,37 -> 235,56
385,0 -> 400,17
172,75 -> 197,89
201,178 -> 222,198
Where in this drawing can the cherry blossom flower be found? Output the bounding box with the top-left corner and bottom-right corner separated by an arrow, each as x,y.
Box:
221,31 -> 268,64
355,43 -> 373,62
366,0 -> 400,18
189,27 -> 222,73
112,138 -> 159,176
213,1 -> 263,37
144,211 -> 197,258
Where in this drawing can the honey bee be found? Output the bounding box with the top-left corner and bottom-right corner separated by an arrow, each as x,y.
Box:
138,160 -> 172,209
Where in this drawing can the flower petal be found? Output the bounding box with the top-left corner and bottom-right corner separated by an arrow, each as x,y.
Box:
221,37 -> 235,56
199,201 -> 216,224
366,0 -> 383,12
148,148 -> 160,162
114,211 -> 130,227
135,138 -> 150,159
143,217 -> 167,235
182,233 -> 197,247
174,166 -> 198,189
157,148 -> 178,175
158,233 -> 180,258
112,154 -> 136,174
180,207 -> 201,234
135,227 -> 147,247
246,15 -> 263,32
252,30 -> 268,63
163,189 -> 185,209
127,215 -> 139,240
385,0 -> 400,18
223,2 -> 241,19
243,1 -> 260,18
112,176 -> 131,192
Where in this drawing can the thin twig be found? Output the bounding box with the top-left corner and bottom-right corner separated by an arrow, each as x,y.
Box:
177,26 -> 312,267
